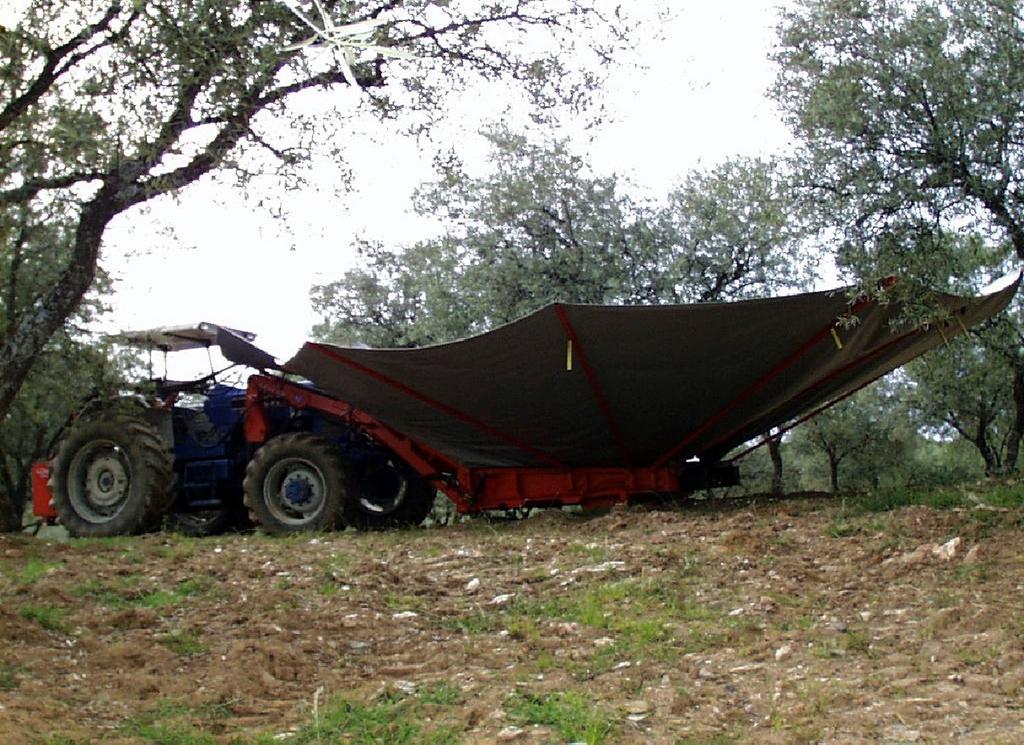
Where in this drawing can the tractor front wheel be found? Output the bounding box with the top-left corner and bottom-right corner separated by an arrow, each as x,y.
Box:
243,433 -> 348,535
50,417 -> 176,537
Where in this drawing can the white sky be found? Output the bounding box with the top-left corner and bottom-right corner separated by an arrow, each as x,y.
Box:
52,2 -> 794,375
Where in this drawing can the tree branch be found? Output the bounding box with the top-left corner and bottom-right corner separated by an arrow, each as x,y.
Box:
0,4 -> 123,132
0,171 -> 105,206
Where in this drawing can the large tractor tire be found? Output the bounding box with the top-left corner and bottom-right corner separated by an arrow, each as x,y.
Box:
243,433 -> 348,535
342,456 -> 436,531
50,416 -> 176,537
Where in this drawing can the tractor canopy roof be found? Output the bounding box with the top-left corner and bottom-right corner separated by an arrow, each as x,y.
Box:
112,322 -> 256,352
114,322 -> 280,373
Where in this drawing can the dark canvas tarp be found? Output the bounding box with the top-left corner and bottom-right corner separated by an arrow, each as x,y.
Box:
285,282 -> 1018,469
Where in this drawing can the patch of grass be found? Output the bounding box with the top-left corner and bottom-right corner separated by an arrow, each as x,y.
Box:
382,591 -> 425,611
71,578 -> 131,608
0,661 -> 20,691
137,589 -> 180,608
20,605 -> 69,633
826,519 -> 859,538
568,542 -> 612,562
286,690 -> 460,745
951,561 -> 992,583
318,552 -> 351,588
506,691 -> 617,744
676,551 -> 704,578
156,537 -> 205,562
418,681 -> 464,706
506,615 -> 542,642
677,735 -> 742,745
971,482 -> 1024,510
445,609 -> 501,635
840,630 -> 872,656
157,630 -> 206,657
18,558 -> 62,585
848,487 -> 969,514
120,699 -> 232,745
931,588 -> 959,609
506,578 -> 733,666
957,646 -> 999,667
136,576 -> 213,609
318,581 -> 340,597
534,650 -> 557,672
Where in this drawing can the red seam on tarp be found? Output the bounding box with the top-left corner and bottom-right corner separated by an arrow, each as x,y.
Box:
650,300 -> 874,469
717,318 -> 936,461
307,342 -> 568,469
554,305 -> 633,466
725,373 -> 882,463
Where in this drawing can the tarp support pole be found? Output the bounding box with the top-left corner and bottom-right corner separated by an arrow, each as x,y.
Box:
307,343 -> 568,469
554,305 -> 633,466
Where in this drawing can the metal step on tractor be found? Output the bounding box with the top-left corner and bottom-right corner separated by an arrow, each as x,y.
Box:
35,323 -> 435,537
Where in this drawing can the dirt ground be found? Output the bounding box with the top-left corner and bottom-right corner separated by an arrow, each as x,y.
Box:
0,494 -> 1022,744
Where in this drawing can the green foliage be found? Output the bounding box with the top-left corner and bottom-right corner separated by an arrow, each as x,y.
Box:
312,127 -> 811,347
907,331 -> 1017,475
17,558 -> 62,585
837,481 -> 1023,515
285,689 -> 461,745
120,699 -> 232,745
0,661 -> 20,691
773,0 -> 1024,270
19,604 -> 69,633
157,630 -> 207,657
505,691 -> 617,744
136,576 -> 212,609
790,379 -> 915,492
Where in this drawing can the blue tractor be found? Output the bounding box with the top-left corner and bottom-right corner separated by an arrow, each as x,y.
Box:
45,323 -> 434,537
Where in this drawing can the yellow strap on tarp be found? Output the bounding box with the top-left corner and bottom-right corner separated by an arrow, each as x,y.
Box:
831,328 -> 843,350
566,339 -> 573,371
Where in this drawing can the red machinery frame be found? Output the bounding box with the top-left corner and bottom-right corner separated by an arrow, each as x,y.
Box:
244,375 -> 681,513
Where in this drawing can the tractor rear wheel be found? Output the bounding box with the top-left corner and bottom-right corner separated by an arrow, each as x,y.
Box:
243,433 -> 348,535
50,416 -> 176,537
342,456 -> 436,530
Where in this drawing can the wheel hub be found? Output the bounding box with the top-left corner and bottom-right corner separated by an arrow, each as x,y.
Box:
83,453 -> 129,508
282,472 -> 316,507
265,459 -> 326,521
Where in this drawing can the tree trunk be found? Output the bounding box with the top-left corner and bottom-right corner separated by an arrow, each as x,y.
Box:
1004,364 -> 1024,473
768,429 -> 784,497
828,452 -> 840,493
0,190 -> 115,418
0,189 -> 116,528
974,420 -> 1002,477
0,451 -> 22,533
